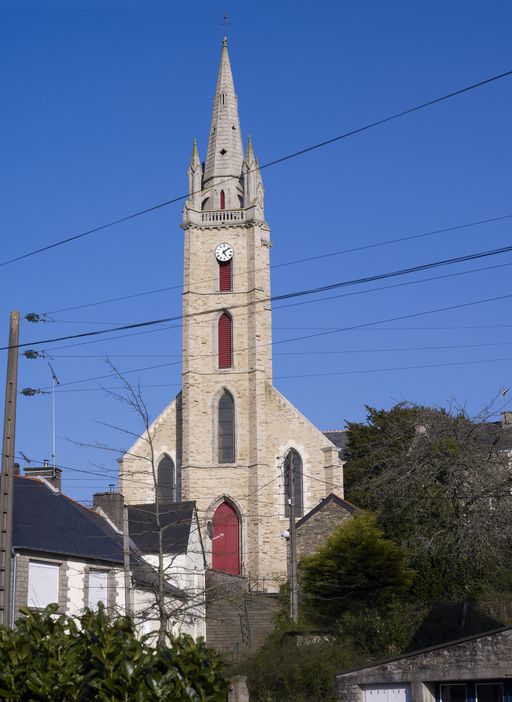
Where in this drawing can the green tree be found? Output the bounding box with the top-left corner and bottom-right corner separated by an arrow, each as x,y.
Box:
344,402 -> 512,602
300,512 -> 414,623
0,604 -> 228,701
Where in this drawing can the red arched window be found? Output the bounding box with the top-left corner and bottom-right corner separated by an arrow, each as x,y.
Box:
212,501 -> 240,575
219,259 -> 232,292
218,312 -> 232,369
220,190 -> 225,210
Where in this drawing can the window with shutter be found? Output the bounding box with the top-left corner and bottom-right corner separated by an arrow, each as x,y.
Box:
219,259 -> 232,292
88,570 -> 109,611
218,312 -> 232,369
218,390 -> 235,463
284,449 -> 303,517
157,454 -> 175,503
220,190 -> 225,210
28,561 -> 59,609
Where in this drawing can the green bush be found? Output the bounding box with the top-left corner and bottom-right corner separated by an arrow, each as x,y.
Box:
0,604 -> 228,701
300,512 -> 414,624
238,631 -> 359,702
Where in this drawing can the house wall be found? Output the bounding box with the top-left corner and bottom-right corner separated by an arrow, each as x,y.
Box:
296,499 -> 355,561
13,552 -> 126,621
336,629 -> 512,701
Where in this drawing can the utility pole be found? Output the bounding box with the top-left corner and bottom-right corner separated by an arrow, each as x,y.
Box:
288,453 -> 298,623
0,312 -> 20,627
122,502 -> 133,617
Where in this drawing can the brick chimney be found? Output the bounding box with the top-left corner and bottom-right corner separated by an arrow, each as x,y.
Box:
24,459 -> 62,490
93,486 -> 124,531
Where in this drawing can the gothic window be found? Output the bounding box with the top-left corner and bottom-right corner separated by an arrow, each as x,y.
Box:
283,449 -> 303,517
220,190 -> 225,210
201,197 -> 209,211
218,312 -> 232,369
218,390 -> 235,463
219,258 -> 232,292
156,454 -> 175,503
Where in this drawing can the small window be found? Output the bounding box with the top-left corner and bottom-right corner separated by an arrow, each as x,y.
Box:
440,685 -> 467,702
88,570 -> 108,611
284,449 -> 303,517
218,312 -> 232,369
219,259 -> 232,292
220,190 -> 225,209
476,684 -> 503,702
28,561 -> 59,609
157,454 -> 175,503
218,390 -> 235,463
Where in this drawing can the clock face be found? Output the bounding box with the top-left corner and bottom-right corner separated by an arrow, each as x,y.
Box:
215,243 -> 234,262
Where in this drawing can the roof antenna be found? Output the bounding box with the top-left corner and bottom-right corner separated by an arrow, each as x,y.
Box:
48,363 -> 60,475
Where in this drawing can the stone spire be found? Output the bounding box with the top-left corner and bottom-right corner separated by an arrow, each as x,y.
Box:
203,37 -> 244,191
187,139 -> 202,210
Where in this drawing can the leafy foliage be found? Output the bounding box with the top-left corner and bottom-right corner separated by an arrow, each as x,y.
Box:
300,512 -> 414,623
344,403 -> 512,601
238,631 -> 358,702
0,604 -> 228,701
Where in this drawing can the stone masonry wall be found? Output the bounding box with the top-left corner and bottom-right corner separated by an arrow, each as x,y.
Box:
296,500 -> 354,561
336,628 -> 512,702
205,570 -> 278,662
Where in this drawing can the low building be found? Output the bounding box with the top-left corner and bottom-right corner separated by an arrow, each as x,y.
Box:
335,626 -> 512,701
11,475 -> 202,639
296,493 -> 358,560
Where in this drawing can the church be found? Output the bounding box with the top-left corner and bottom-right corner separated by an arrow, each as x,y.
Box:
119,38 -> 343,590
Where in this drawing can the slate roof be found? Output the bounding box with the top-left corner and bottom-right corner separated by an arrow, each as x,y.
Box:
13,477 -> 125,564
323,430 -> 347,458
336,625 -> 512,677
127,502 -> 195,556
295,493 -> 358,529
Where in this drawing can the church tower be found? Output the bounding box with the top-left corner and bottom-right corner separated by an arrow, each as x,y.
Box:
119,38 -> 343,589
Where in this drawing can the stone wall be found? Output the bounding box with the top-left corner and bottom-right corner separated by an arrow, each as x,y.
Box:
336,627 -> 512,701
296,497 -> 356,561
205,570 -> 279,662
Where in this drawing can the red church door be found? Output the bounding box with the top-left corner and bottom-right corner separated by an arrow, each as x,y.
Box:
212,501 -> 240,575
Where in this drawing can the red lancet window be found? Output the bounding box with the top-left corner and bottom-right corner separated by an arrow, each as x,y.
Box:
218,312 -> 232,369
220,190 -> 225,210
219,259 -> 232,292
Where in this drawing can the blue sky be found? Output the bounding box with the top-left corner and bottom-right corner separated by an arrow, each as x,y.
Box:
1,0 -> 511,502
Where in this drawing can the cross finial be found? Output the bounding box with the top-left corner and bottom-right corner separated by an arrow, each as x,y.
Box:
221,13 -> 229,47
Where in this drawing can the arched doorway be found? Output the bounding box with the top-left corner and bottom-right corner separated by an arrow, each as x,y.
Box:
211,501 -> 240,575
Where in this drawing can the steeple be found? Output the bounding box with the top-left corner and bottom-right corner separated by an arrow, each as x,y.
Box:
203,37 -> 244,189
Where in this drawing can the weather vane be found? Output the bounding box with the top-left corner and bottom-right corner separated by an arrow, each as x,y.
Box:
221,13 -> 229,28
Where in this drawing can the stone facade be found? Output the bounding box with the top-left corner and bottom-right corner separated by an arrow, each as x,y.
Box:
296,494 -> 357,561
205,570 -> 279,661
335,627 -> 512,701
119,38 -> 343,589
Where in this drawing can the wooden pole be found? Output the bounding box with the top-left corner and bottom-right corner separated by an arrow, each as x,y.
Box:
0,312 -> 20,627
288,453 -> 298,623
122,503 -> 133,617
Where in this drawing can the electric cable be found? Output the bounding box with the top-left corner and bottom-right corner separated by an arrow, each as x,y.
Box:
2,66 -> 511,269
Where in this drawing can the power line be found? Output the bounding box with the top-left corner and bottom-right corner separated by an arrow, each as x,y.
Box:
6,239 -> 512,351
42,210 -> 512,316
32,292 -> 512,392
2,67 -> 512,270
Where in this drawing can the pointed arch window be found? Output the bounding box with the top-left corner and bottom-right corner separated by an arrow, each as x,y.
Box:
157,454 -> 175,503
220,190 -> 225,210
218,312 -> 232,369
218,390 -> 235,463
219,259 -> 232,292
284,449 -> 303,517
